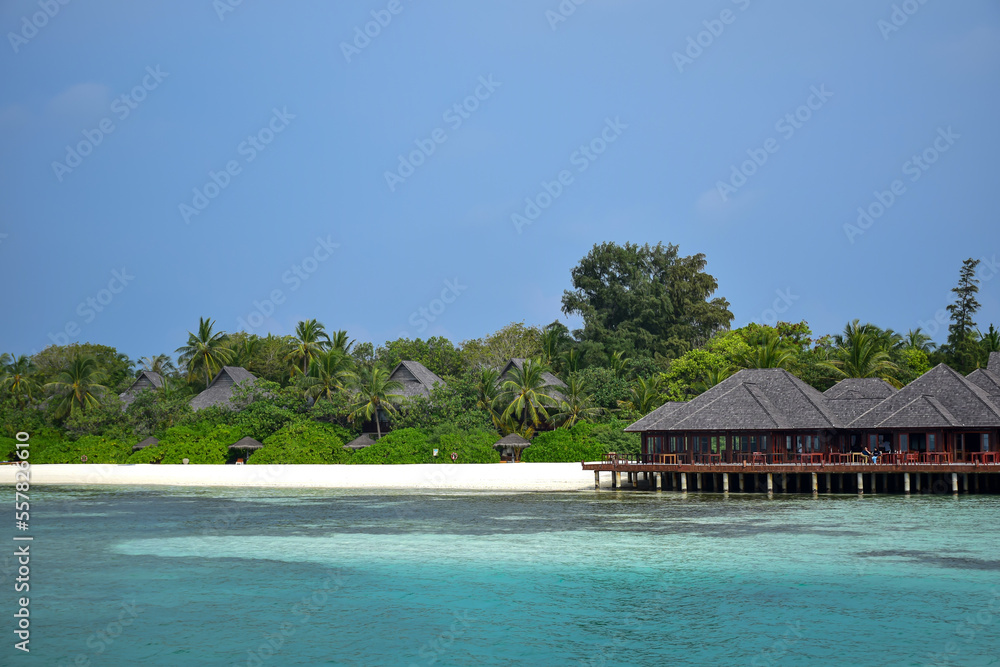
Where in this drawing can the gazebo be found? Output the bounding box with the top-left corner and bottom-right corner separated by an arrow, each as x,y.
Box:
493,433 -> 531,462
132,436 -> 159,452
228,436 -> 263,463
343,434 -> 376,451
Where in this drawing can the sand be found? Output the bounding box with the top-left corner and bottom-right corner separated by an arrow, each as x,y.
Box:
1,462 -> 599,491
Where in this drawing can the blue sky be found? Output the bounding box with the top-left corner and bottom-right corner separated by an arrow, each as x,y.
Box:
1,0 -> 998,361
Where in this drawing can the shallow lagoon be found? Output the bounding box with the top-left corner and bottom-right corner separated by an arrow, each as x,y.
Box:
12,487 -> 1000,666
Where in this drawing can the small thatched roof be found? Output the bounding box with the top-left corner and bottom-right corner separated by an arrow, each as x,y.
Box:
119,371 -> 165,408
343,433 -> 376,450
229,436 -> 263,451
493,433 -> 531,450
388,360 -> 447,399
132,436 -> 159,452
190,366 -> 257,411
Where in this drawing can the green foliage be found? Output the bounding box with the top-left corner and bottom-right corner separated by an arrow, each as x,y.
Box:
126,423 -> 239,464
460,322 -> 543,370
561,242 -> 733,360
350,427 -> 500,464
32,343 -> 134,392
123,388 -> 192,438
521,423 -> 607,463
29,434 -> 132,464
589,421 -> 641,457
248,421 -> 349,464
661,348 -> 729,400
232,401 -> 300,441
392,377 -> 496,433
0,429 -> 62,462
946,258 -> 982,374
573,366 -> 631,411
896,347 -> 931,385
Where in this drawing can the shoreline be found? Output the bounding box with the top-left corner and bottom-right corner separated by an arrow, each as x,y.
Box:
1,463 -> 596,491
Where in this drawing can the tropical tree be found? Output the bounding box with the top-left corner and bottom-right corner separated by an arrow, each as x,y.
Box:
44,356 -> 109,419
561,348 -> 582,374
618,376 -> 666,415
607,350 -> 630,376
328,330 -> 354,355
176,317 -> 234,388
550,377 -> 602,427
139,354 -> 176,375
474,367 -> 503,428
903,328 -> 936,353
287,319 -> 330,375
1,355 -> 40,407
737,329 -> 795,369
694,366 -> 733,394
946,258 -> 982,373
822,323 -> 899,384
348,365 -> 404,439
498,358 -> 558,433
226,336 -> 260,374
302,350 -> 354,405
980,324 -> 1000,362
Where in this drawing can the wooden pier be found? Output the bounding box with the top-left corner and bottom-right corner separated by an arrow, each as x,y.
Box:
581,459 -> 1000,495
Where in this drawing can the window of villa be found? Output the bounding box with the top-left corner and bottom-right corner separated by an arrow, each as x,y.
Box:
928,433 -> 936,451
900,434 -> 908,451
869,434 -> 877,447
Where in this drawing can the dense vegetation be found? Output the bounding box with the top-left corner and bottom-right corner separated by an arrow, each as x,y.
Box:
1,247 -> 995,464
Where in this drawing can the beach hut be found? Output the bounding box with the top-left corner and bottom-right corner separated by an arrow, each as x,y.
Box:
119,371 -> 164,408
388,360 -> 447,399
132,436 -> 159,452
190,366 -> 257,411
229,436 -> 263,463
493,433 -> 531,462
343,433 -> 376,451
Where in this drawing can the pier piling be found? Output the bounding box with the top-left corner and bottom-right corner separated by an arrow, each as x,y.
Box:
812,473 -> 818,494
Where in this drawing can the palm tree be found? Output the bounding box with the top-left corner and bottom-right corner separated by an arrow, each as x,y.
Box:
903,328 -> 936,353
348,365 -> 404,439
303,349 -> 354,404
694,366 -> 733,394
618,376 -> 666,415
821,327 -> 900,385
287,319 -> 330,375
139,354 -> 175,375
1,355 -> 40,408
980,325 -> 1000,357
475,367 -> 504,428
44,356 -> 108,419
499,358 -> 558,432
551,377 -> 602,427
561,349 -> 581,374
176,317 -> 234,388
328,329 -> 354,355
227,336 -> 260,374
738,330 -> 795,369
607,350 -> 630,376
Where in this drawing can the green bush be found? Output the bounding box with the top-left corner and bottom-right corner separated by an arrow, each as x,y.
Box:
233,402 -> 300,442
126,423 -> 238,464
589,421 -> 640,457
521,423 -> 607,462
350,427 -> 500,464
248,421 -> 349,464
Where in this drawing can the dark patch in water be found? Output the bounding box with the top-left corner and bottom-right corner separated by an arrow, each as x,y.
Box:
859,549 -> 1000,571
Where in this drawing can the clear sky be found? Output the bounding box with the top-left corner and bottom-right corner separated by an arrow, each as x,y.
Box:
1,0 -> 998,361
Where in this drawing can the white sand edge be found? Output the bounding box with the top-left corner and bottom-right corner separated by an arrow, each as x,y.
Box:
0,463 -> 600,491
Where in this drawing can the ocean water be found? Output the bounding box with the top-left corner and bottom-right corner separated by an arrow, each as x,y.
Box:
8,486 -> 1000,666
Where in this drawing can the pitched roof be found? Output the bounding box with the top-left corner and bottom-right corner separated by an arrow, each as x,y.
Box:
876,395 -> 961,429
823,378 -> 897,423
493,433 -> 531,449
388,360 -> 447,399
132,436 -> 159,452
967,368 -> 1000,408
229,436 -> 263,450
118,371 -> 164,407
850,364 -> 1000,429
343,433 -> 376,450
989,351 -> 1000,375
189,366 -> 257,411
625,402 -> 685,432
628,368 -> 841,432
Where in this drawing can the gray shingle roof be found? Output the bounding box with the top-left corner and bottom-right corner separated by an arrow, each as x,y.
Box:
343,433 -> 376,450
625,402 -> 685,432
132,436 -> 159,452
388,360 -> 447,399
823,378 -> 897,422
876,395 -> 960,429
967,368 -> 1000,408
989,351 -> 1000,375
190,366 -> 257,411
629,368 -> 840,432
850,364 -> 1000,429
119,371 -> 164,408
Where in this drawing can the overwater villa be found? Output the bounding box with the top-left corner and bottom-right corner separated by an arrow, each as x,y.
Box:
585,353 -> 1000,494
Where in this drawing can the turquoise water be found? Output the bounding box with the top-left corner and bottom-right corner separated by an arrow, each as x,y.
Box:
7,487 -> 1000,666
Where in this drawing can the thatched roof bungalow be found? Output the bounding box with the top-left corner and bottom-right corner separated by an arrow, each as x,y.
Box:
119,371 -> 164,408
229,436 -> 263,452
132,436 -> 159,452
343,433 -> 376,450
388,360 -> 446,399
493,433 -> 530,462
190,366 -> 256,411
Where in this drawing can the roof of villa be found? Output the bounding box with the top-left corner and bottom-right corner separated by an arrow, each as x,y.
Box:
229,436 -> 263,450
849,364 -> 1000,429
823,378 -> 898,423
343,433 -> 377,450
388,360 -> 447,399
493,433 -> 531,449
189,366 -> 257,411
989,351 -> 1000,375
967,368 -> 1000,408
627,368 -> 841,432
132,436 -> 159,452
118,370 -> 164,407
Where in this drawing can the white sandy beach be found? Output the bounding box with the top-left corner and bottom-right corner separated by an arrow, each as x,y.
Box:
2,462 -> 600,491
